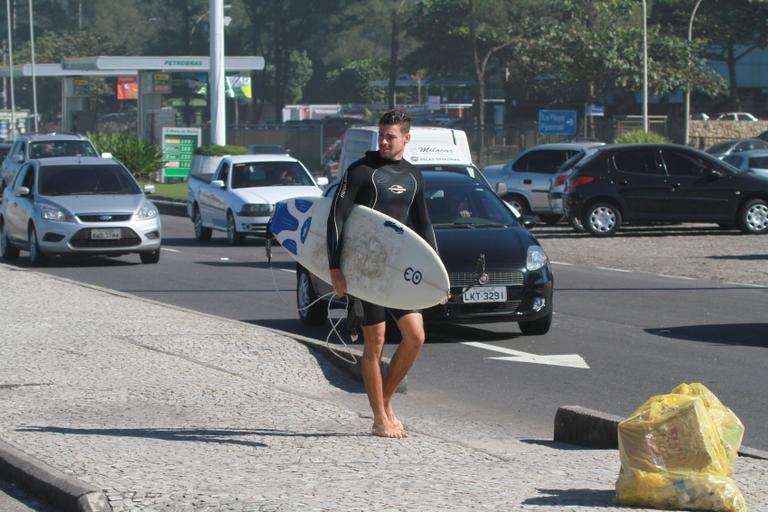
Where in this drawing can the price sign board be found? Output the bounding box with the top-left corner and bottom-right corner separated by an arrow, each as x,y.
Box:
161,127 -> 201,180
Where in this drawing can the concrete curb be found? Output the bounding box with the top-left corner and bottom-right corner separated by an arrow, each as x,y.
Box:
152,199 -> 187,217
554,405 -> 767,459
0,439 -> 110,512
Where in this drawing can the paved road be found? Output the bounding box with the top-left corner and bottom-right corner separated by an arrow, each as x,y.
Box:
23,213 -> 768,451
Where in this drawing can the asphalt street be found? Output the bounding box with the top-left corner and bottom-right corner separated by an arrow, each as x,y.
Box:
21,212 -> 768,452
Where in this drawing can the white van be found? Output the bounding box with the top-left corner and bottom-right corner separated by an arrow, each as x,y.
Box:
337,126 -> 489,186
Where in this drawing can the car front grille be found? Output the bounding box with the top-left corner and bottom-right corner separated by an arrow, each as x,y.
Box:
449,271 -> 524,287
77,213 -> 133,222
444,300 -> 522,315
69,228 -> 141,248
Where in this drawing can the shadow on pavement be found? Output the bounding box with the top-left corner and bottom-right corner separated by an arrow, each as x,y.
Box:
195,260 -> 293,270
709,254 -> 768,261
646,323 -> 768,348
161,237 -> 267,248
519,439 -> 600,451
522,488 -> 618,507
16,427 -> 360,448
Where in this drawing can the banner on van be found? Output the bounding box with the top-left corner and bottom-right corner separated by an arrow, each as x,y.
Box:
405,145 -> 469,164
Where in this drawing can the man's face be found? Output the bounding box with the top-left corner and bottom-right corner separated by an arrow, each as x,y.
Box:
378,124 -> 410,160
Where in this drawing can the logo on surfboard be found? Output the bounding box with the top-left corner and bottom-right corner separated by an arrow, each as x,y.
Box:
403,267 -> 423,285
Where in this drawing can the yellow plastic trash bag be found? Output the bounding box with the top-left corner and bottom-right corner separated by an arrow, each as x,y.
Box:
615,383 -> 747,512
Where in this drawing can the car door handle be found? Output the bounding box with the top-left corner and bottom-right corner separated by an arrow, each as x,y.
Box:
523,179 -> 532,184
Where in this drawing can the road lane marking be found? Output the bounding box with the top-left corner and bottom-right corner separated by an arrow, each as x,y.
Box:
161,248 -> 180,253
461,341 -> 590,369
597,266 -> 632,273
551,261 -> 572,266
656,273 -> 695,280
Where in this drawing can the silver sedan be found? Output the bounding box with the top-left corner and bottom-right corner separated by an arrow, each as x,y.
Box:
0,157 -> 161,266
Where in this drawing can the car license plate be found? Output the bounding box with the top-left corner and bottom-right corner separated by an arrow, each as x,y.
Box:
462,286 -> 507,303
90,228 -> 122,240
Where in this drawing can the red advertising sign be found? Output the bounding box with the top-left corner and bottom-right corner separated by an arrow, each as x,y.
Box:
117,76 -> 138,100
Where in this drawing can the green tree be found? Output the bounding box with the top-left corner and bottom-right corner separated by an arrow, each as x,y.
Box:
327,59 -> 386,104
653,0 -> 768,110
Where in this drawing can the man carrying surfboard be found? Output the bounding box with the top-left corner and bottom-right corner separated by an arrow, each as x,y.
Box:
327,110 -> 439,439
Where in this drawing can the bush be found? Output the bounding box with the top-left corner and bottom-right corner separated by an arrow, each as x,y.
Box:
88,132 -> 163,181
614,129 -> 671,144
194,144 -> 248,156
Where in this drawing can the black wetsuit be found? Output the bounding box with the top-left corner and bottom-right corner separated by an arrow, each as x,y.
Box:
328,151 -> 437,326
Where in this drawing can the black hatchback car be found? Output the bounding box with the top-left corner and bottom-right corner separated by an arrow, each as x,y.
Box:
296,172 -> 554,335
562,144 -> 768,236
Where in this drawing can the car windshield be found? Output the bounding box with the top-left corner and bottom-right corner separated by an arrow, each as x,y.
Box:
416,164 -> 492,187
425,181 -> 519,228
706,141 -> 735,154
39,164 -> 141,196
231,161 -> 314,188
29,140 -> 98,159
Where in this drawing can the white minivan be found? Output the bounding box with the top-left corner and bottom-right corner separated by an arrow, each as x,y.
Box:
337,126 -> 490,187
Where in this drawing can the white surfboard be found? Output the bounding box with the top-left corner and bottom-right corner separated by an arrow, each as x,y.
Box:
271,196 -> 449,310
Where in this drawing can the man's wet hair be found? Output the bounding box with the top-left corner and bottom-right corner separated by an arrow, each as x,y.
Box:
379,110 -> 411,133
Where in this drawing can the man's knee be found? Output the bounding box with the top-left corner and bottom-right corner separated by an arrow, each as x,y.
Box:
362,327 -> 386,360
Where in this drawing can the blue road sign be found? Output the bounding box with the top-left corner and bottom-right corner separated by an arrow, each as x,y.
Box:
538,110 -> 577,136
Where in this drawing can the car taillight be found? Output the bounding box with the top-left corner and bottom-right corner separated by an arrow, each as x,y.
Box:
565,175 -> 594,191
553,175 -> 568,188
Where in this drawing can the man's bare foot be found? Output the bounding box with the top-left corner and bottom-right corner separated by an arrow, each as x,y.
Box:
371,421 -> 407,438
385,403 -> 404,430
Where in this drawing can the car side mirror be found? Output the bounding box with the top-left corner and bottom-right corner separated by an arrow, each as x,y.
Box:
14,186 -> 30,197
495,181 -> 508,195
143,184 -> 155,195
14,154 -> 24,163
211,179 -> 225,188
316,176 -> 329,187
521,214 -> 536,230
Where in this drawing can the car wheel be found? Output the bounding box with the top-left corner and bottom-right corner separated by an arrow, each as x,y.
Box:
296,267 -> 327,326
539,214 -> 562,225
0,220 -> 19,260
503,194 -> 530,215
569,216 -> 585,232
519,310 -> 552,335
737,199 -> 768,234
28,224 -> 47,266
193,206 -> 212,241
583,203 -> 622,237
226,211 -> 244,246
140,250 -> 160,264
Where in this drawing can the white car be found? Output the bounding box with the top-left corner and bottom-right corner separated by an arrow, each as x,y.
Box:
716,112 -> 759,121
187,154 -> 327,244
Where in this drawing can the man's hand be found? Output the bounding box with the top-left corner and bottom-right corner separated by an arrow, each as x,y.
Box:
330,268 -> 347,297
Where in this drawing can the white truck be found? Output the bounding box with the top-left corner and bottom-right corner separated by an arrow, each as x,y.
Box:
337,126 -> 491,187
187,154 -> 327,245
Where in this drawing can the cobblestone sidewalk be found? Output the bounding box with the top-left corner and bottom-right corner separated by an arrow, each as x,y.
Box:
1,264 -> 766,511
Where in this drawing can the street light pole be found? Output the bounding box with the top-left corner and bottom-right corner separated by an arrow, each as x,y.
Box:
642,0 -> 648,133
684,0 -> 703,147
28,0 -> 38,133
209,0 -> 226,145
5,0 -> 16,139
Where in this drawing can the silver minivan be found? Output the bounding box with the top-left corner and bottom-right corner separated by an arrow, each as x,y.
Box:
482,142 -> 603,223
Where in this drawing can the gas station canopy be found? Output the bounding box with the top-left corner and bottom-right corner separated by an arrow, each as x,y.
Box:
62,56 -> 264,72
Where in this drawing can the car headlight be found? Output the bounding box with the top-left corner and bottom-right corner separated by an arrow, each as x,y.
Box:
526,245 -> 548,271
40,206 -> 72,222
135,205 -> 159,219
239,203 -> 273,216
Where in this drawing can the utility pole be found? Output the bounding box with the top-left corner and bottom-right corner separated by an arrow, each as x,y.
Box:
684,0 -> 703,146
6,0 -> 16,139
642,0 -> 648,133
29,0 -> 38,133
209,0 -> 226,145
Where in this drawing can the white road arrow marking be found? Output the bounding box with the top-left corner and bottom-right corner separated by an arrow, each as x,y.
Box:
461,341 -> 590,369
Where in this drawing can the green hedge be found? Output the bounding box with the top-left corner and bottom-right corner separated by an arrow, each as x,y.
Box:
88,132 -> 163,181
614,129 -> 671,144
194,144 -> 248,156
